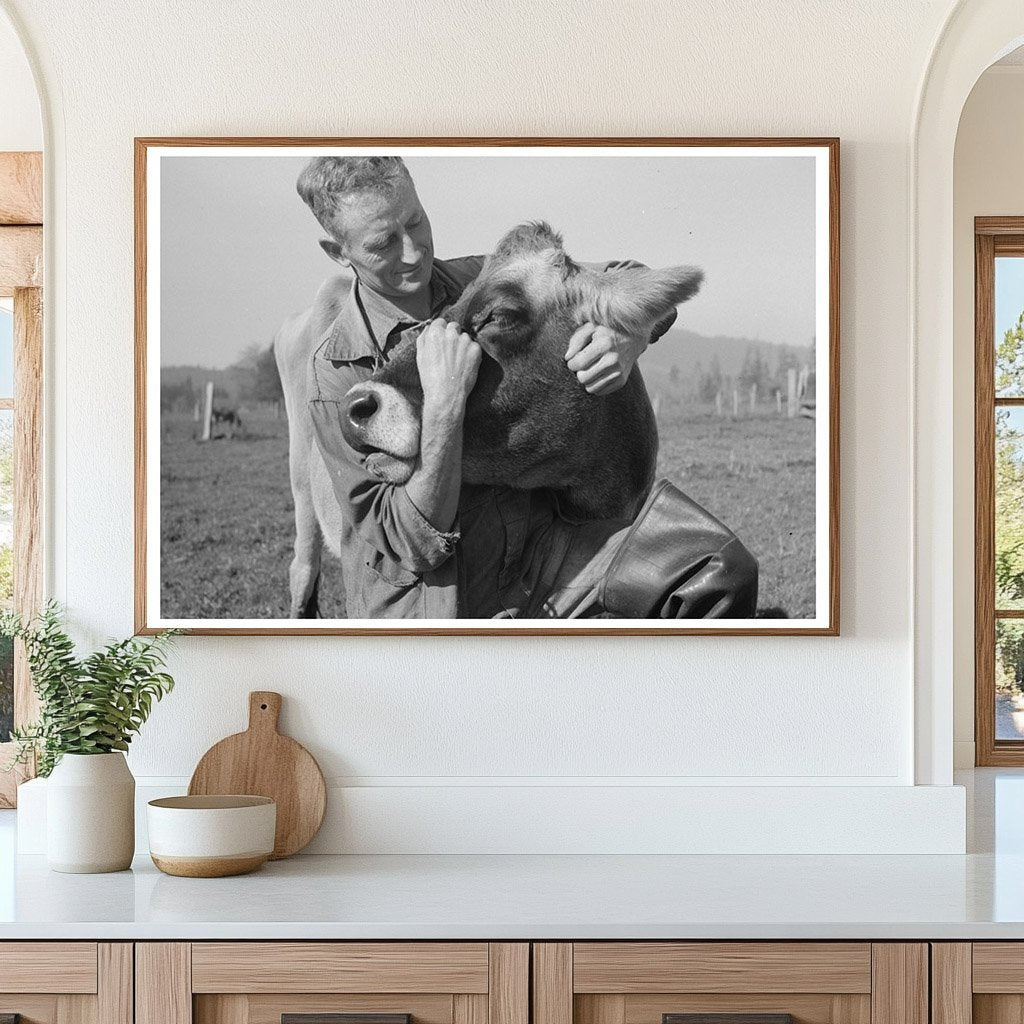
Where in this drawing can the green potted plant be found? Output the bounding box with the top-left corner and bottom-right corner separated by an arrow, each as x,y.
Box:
2,603 -> 179,873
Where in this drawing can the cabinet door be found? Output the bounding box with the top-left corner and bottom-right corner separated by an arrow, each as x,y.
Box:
533,944 -> 927,1024
0,943 -> 131,1024
137,943 -> 528,1024
942,942 -> 1024,1024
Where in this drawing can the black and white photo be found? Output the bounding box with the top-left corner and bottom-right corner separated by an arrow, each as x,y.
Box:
136,139 -> 838,634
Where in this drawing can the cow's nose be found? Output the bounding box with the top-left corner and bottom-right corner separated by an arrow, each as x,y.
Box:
340,388 -> 382,454
348,393 -> 378,427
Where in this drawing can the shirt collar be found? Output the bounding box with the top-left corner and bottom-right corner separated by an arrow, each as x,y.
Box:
321,266 -> 460,364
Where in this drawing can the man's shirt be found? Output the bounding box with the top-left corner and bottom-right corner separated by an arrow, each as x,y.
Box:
308,256 -> 484,619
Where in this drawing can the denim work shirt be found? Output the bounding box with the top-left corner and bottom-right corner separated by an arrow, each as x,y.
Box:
307,256 -> 676,620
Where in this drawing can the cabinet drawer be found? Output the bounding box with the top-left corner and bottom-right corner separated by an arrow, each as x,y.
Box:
937,942 -> 1024,1024
534,943 -> 925,1024
973,943 -> 1024,992
139,942 -> 528,1024
0,942 -> 98,993
0,943 -> 130,1024
572,944 -> 872,994
191,944 -> 491,994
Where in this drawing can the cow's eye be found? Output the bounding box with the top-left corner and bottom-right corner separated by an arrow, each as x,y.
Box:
477,307 -> 526,335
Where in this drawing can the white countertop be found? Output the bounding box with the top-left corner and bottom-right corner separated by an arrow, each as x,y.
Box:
0,847 -> 1023,940
1,768 -> 1022,941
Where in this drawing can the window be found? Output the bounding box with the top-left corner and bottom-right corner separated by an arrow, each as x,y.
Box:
975,219 -> 1024,764
0,152 -> 43,806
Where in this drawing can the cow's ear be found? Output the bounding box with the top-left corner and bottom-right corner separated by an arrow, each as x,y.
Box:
576,266 -> 703,335
320,238 -> 351,268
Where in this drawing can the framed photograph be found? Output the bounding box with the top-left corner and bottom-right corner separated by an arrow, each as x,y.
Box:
135,137 -> 839,635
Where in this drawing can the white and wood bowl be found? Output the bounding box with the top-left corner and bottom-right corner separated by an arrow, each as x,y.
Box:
147,795 -> 276,877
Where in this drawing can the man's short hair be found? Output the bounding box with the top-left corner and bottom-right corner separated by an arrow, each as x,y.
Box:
296,156 -> 412,235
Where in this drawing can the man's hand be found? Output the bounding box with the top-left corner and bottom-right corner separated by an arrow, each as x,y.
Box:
406,318 -> 481,534
565,323 -> 648,396
416,318 -> 482,418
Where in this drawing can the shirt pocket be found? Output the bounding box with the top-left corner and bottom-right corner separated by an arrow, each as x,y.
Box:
364,548 -> 422,589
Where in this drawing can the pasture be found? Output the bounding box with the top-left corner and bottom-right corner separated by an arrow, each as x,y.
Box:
654,401 -> 816,619
160,410 -> 346,620
159,395 -> 817,621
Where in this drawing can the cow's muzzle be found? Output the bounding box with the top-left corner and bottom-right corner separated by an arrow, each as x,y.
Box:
340,382 -> 421,483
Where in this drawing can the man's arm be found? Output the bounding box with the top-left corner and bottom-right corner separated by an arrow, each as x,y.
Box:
307,324 -> 477,574
405,318 -> 481,533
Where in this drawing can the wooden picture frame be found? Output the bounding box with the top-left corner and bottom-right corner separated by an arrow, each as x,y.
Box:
135,137 -> 839,636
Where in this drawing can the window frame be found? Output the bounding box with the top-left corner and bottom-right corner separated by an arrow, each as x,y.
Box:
975,217 -> 1024,765
0,151 -> 43,807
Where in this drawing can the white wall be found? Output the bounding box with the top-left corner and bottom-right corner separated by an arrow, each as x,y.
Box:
1,0 -> 972,852
0,12 -> 39,151
952,66 -> 1024,767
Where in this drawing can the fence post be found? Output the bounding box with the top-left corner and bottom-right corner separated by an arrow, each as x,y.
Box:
776,390 -> 782,416
201,380 -> 214,441
732,388 -> 739,417
750,383 -> 757,413
787,368 -> 798,419
715,391 -> 723,417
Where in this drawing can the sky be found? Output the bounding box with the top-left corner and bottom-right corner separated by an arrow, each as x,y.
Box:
997,256 -> 1024,341
0,309 -> 14,396
158,150 -> 819,369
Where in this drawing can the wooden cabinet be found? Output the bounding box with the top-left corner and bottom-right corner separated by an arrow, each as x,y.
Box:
136,944 -> 528,1024
0,938 -> 954,1024
532,943 -> 928,1024
0,943 -> 132,1024
932,943 -> 1024,1024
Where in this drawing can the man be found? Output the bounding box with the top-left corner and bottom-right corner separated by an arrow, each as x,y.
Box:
298,156 -> 757,619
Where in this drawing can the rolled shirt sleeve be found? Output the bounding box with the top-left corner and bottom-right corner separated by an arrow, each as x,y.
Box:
344,448 -> 460,574
307,346 -> 458,576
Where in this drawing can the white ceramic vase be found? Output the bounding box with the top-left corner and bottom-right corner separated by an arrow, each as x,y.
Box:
46,752 -> 135,873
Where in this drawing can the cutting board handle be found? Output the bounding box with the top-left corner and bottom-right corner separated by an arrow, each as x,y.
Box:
248,691 -> 282,734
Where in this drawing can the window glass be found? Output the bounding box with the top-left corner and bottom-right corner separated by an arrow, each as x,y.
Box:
0,406 -> 12,742
996,257 -> 1024,397
997,620 -> 1024,740
0,306 -> 12,399
996,407 -> 1024,610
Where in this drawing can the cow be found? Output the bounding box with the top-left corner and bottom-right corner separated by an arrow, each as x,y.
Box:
210,407 -> 243,438
338,222 -> 703,521
276,223 -> 702,617
273,277 -> 349,617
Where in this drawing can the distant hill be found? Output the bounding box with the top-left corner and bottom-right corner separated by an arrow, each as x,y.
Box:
162,329 -> 813,402
641,328 -> 813,388
160,364 -> 256,414
161,365 -> 241,391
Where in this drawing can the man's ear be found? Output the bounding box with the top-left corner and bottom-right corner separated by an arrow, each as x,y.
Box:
574,265 -> 704,335
319,238 -> 350,267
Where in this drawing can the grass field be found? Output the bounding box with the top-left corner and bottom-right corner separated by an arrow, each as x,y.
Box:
654,399 -> 816,619
160,397 -> 817,620
160,411 -> 346,620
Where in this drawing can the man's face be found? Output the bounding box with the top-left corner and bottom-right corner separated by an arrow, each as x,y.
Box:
329,181 -> 434,301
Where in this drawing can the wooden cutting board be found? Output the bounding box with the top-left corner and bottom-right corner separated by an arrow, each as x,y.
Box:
188,691 -> 326,859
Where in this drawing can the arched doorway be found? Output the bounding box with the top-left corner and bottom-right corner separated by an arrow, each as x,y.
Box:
914,1 -> 1024,785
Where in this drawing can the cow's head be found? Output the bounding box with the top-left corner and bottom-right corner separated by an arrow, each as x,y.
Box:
339,223 -> 703,505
